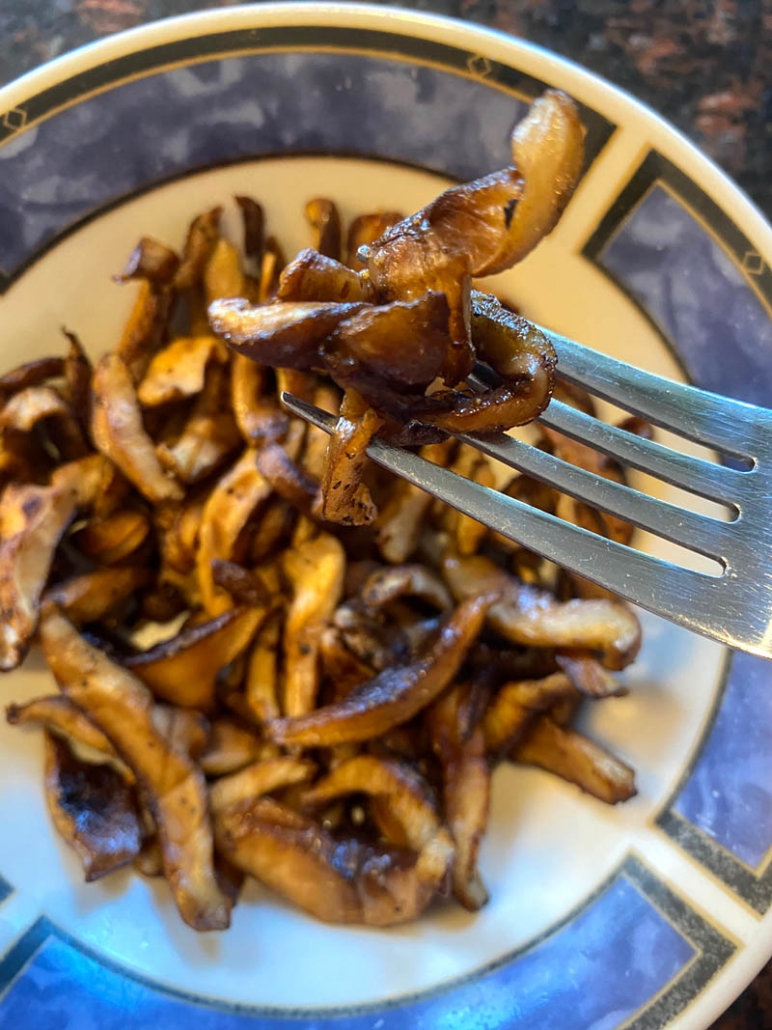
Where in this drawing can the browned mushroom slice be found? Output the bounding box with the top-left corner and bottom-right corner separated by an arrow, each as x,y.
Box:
268,593 -> 493,747
1,386 -> 88,459
44,566 -> 151,625
426,686 -> 489,910
305,198 -> 342,260
554,651 -> 626,698
209,297 -> 369,371
174,207 -> 222,292
257,235 -> 286,303
44,731 -> 142,881
319,627 -> 376,700
138,336 -> 227,407
346,212 -> 403,270
231,357 -> 289,445
92,353 -> 183,503
513,717 -> 637,804
196,450 -> 273,615
376,439 -> 456,564
441,553 -> 641,671
203,237 -> 246,304
277,249 -> 375,304
235,196 -> 264,264
7,696 -> 116,756
244,612 -> 283,723
41,608 -> 233,931
200,717 -> 277,777
0,454 -> 111,670
116,236 -> 180,286
211,560 -> 272,609
317,390 -> 382,527
210,756 -> 315,812
71,509 -> 151,566
116,278 -> 175,384
256,443 -> 319,514
282,531 -> 346,717
63,330 -> 93,437
156,364 -> 241,485
0,356 -> 65,399
361,564 -> 452,612
300,382 -> 340,480
214,796 -> 452,926
482,673 -> 576,757
124,606 -> 267,710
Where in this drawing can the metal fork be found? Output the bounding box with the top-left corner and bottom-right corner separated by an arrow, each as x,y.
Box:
281,324 -> 772,659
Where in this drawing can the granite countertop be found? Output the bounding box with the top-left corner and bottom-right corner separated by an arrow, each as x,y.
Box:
0,2 -> 770,1028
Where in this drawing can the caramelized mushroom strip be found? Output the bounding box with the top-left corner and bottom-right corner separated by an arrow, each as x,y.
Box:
124,605 -> 268,711
277,249 -> 375,303
138,335 -> 227,406
214,796 -> 453,926
174,207 -> 222,292
427,685 -> 490,910
513,717 -> 637,804
196,449 -> 272,615
361,564 -> 452,612
44,566 -> 151,625
235,196 -> 265,264
0,454 -> 112,670
482,673 -> 576,757
63,330 -> 93,437
204,238 -> 246,303
116,237 -> 180,285
318,390 -> 382,526
305,198 -> 342,260
1,386 -> 88,459
211,560 -> 272,609
116,279 -> 175,384
210,757 -> 315,813
245,612 -> 283,723
554,651 -> 626,698
256,442 -> 319,513
208,298 -> 368,369
0,356 -> 65,399
71,510 -> 151,565
441,553 -> 641,671
268,593 -> 493,747
282,531 -> 346,717
41,609 -> 233,931
44,731 -> 142,881
231,358 -> 288,445
346,212 -> 403,270
92,354 -> 183,503
200,717 -> 277,777
6,696 -> 116,757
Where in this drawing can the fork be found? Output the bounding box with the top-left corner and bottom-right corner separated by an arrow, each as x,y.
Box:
281,324 -> 772,659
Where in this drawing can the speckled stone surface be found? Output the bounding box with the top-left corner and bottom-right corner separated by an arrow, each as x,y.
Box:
0,2 -> 770,1028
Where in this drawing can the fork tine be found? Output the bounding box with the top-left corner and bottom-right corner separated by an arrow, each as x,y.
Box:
538,398 -> 745,504
458,429 -> 732,559
540,324 -> 767,458
281,391 -> 722,632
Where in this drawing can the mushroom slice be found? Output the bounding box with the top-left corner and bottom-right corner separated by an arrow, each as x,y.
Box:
268,594 -> 493,747
235,195 -> 264,264
174,207 -> 222,292
231,357 -> 288,445
44,566 -> 151,625
41,608 -> 233,931
245,612 -> 283,724
116,277 -> 175,384
441,553 -> 641,671
0,356 -> 65,399
200,717 -> 277,777
211,560 -> 272,609
210,756 -> 315,813
124,606 -> 268,711
138,335 -> 227,406
362,564 -> 452,613
214,796 -> 452,926
426,684 -> 490,910
71,510 -> 150,566
256,443 -> 319,514
482,673 -> 576,757
1,385 -> 88,459
44,731 -> 142,881
513,717 -> 637,805
346,212 -> 403,270
196,449 -> 273,615
92,353 -> 183,503
156,363 -> 241,485
116,236 -> 180,285
282,531 -> 346,717
277,249 -> 375,303
0,455 -> 111,670
554,651 -> 626,699
305,198 -> 342,260
207,297 -> 368,370
7,696 -> 116,757
204,237 -> 246,304
317,391 -> 382,527
63,330 -> 93,437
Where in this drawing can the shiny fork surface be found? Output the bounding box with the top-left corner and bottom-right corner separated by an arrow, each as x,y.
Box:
281,325 -> 772,659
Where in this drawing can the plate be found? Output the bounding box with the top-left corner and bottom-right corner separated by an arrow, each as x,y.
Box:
0,5 -> 771,1028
